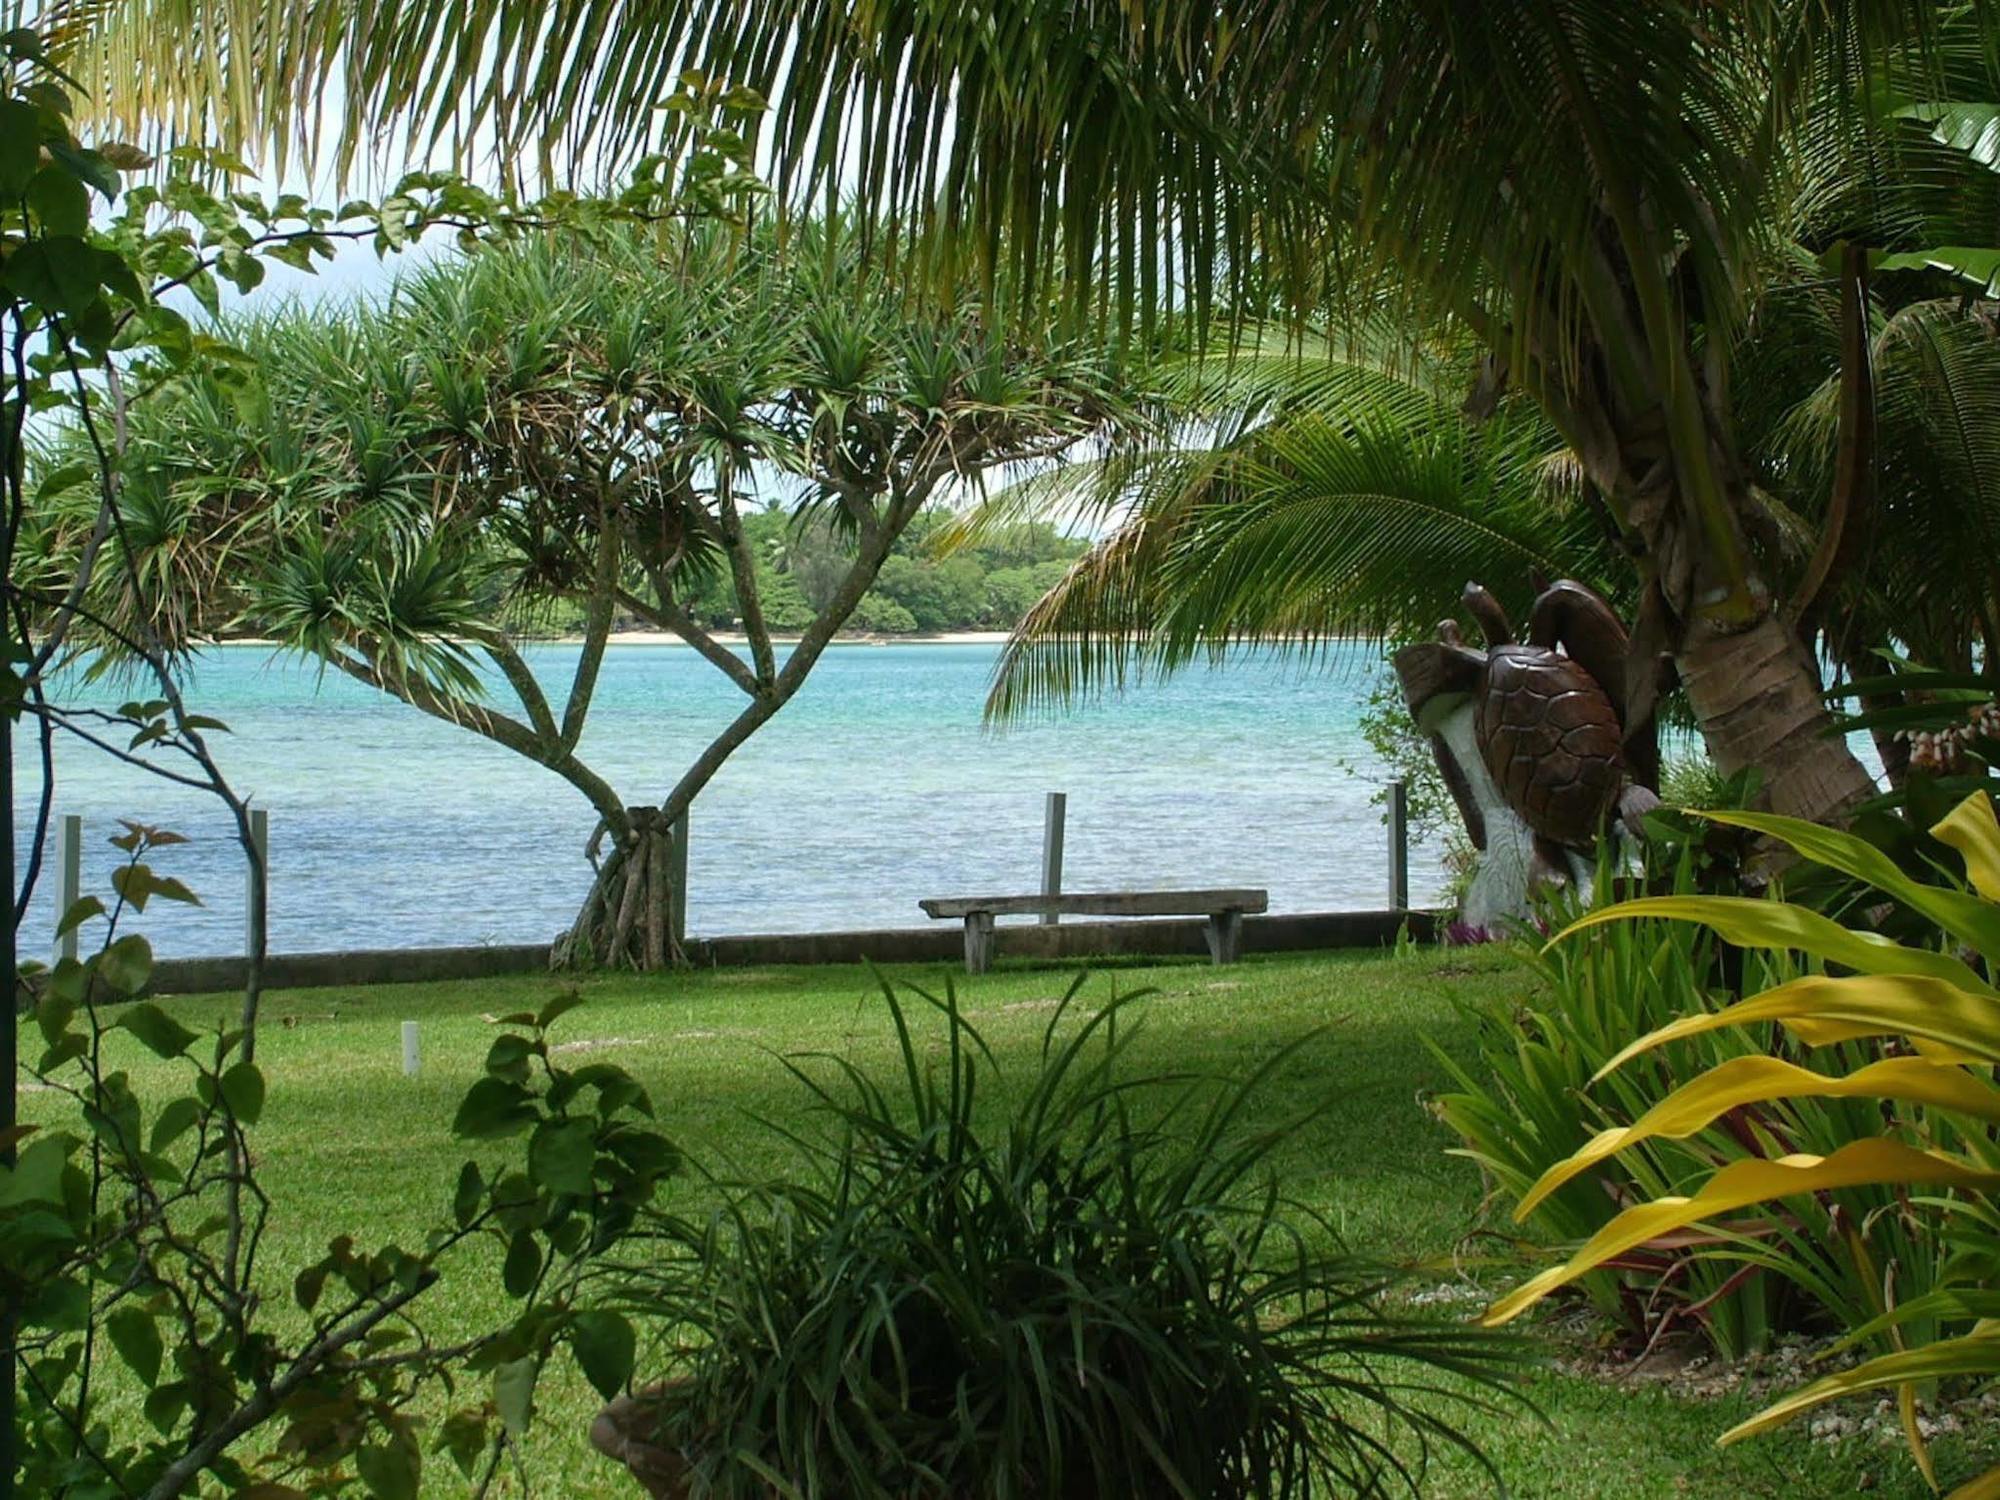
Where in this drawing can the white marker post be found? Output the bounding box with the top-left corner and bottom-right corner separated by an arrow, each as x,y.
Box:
401,1021 -> 421,1078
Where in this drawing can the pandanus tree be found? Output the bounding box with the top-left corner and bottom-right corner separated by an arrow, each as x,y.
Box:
48,222 -> 1138,967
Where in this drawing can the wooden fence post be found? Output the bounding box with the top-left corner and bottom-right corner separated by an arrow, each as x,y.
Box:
1386,779 -> 1409,911
54,813 -> 81,963
1040,792 -> 1067,926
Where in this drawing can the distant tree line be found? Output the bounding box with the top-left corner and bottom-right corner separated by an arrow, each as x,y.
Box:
524,511 -> 1085,639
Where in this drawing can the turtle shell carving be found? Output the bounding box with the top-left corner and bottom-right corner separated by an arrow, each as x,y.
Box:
1393,577 -> 1665,910
1474,643 -> 1625,845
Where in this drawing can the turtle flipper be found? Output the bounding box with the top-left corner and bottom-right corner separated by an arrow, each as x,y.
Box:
1528,836 -> 1575,894
1617,783 -> 1662,837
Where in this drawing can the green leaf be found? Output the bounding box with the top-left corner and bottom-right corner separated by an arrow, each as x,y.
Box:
1874,245 -> 2000,293
484,1032 -> 534,1083
452,1077 -> 536,1140
528,1119 -> 596,1197
150,1096 -> 201,1152
22,1277 -> 88,1333
502,1230 -> 542,1298
569,1310 -> 636,1401
294,1261 -> 328,1312
1550,895 -> 1992,998
453,1161 -> 484,1228
26,164 -> 88,236
435,1410 -> 489,1479
99,933 -> 155,998
356,1441 -> 419,1500
0,99 -> 41,196
536,990 -> 585,1030
55,895 -> 104,939
219,1062 -> 266,1124
105,1305 -> 163,1384
143,1383 -> 190,1434
1691,805 -> 2000,957
493,1355 -> 537,1438
47,139 -> 117,198
114,1000 -> 193,1058
111,863 -> 156,912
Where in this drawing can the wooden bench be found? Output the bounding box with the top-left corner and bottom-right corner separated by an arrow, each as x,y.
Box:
918,889 -> 1269,975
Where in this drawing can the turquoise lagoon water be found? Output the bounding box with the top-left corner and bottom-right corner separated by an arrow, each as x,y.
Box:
15,643 -> 1443,959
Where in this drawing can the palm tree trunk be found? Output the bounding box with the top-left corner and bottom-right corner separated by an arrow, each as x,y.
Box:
1676,610 -> 1877,823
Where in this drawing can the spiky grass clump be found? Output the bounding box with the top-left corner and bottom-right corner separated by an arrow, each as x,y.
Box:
607,974 -> 1526,1499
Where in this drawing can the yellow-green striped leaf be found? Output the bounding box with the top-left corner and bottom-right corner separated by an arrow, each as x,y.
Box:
1934,791 -> 2000,903
1549,896 -> 1995,998
1720,1326 -> 2000,1443
1947,1462 -> 2000,1500
1697,803 -> 2000,956
1588,973 -> 2000,1082
1484,1140 -> 2000,1327
1514,1055 -> 2000,1220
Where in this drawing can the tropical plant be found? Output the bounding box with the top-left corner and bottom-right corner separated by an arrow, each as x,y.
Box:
41,220 -> 1144,969
1484,791 -> 2000,1497
973,333 -> 1619,721
1434,846 -> 1952,1365
596,975 -> 1528,1500
10,836 -> 679,1499
66,0 -> 2000,825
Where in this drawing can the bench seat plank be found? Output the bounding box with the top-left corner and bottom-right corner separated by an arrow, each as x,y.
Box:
920,888 -> 1268,920
920,888 -> 1270,974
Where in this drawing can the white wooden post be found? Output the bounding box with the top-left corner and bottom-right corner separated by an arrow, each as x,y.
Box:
1039,792 -> 1067,926
1387,779 -> 1410,911
54,813 -> 82,963
401,1020 -> 421,1077
667,813 -> 689,948
245,808 -> 268,959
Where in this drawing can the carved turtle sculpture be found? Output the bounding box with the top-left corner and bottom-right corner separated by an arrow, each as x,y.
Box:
1396,578 -> 1662,896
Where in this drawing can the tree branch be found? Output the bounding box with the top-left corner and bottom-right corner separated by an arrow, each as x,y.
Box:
615,584 -> 760,697
713,460 -> 776,688
328,650 -> 631,843
560,523 -> 621,750
140,1272 -> 438,1500
487,638 -> 559,744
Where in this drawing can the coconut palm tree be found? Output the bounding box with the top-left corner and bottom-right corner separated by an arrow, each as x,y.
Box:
48,0 -> 2000,822
969,330 -> 1621,721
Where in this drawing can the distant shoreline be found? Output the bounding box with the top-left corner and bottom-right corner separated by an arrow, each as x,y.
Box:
210,629 -> 1016,649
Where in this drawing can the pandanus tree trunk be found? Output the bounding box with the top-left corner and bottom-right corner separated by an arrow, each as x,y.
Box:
553,807 -> 685,971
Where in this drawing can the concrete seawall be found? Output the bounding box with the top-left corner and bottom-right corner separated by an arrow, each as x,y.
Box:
147,908 -> 1438,995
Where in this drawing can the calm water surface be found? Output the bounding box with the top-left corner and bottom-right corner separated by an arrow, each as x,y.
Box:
15,643 -> 1443,958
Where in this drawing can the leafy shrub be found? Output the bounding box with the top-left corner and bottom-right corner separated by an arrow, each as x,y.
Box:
1487,792 -> 2000,1494
605,976 -> 1526,1499
8,828 -> 678,1497
1434,832 -> 1955,1363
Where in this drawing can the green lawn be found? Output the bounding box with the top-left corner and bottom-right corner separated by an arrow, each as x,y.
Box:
17,946 -> 1992,1497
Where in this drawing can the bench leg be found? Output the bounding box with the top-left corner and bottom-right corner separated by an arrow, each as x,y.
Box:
963,912 -> 996,975
1205,909 -> 1244,965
